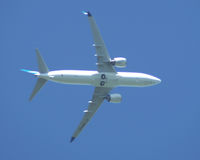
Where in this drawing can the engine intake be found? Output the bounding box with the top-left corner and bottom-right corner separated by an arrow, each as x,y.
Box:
111,57 -> 127,68
106,94 -> 122,103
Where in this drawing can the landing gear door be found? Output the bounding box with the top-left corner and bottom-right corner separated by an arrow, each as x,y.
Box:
93,73 -> 118,87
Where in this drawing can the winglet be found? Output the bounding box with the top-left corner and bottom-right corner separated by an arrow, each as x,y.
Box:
82,11 -> 92,17
70,137 -> 76,143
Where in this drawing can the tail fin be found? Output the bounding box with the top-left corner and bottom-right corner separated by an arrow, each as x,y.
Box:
21,48 -> 49,101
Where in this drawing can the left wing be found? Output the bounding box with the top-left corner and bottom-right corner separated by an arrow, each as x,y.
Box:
70,87 -> 112,142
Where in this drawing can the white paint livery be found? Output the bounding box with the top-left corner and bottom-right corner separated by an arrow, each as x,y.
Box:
38,70 -> 161,87
22,11 -> 161,143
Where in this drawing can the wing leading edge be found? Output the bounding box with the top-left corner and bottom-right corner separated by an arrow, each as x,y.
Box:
70,87 -> 112,142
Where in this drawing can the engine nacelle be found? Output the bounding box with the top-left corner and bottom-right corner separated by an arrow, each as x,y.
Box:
106,94 -> 122,103
111,57 -> 127,68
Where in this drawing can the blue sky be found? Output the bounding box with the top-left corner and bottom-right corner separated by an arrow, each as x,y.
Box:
1,0 -> 200,159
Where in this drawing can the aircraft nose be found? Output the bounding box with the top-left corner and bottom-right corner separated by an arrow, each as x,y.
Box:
152,76 -> 161,85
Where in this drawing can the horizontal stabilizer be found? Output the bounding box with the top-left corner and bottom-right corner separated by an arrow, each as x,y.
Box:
35,48 -> 49,73
29,78 -> 47,101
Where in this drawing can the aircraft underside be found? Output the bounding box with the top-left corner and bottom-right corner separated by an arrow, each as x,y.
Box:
39,70 -> 160,87
22,11 -> 161,143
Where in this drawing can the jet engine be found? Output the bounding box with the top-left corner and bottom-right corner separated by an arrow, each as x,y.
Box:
106,94 -> 122,103
111,57 -> 127,68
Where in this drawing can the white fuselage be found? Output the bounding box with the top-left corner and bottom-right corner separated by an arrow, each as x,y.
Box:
38,70 -> 161,88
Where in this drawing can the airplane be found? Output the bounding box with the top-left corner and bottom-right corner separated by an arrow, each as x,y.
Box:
21,11 -> 161,143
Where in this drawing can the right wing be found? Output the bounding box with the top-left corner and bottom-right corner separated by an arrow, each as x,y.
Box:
70,87 -> 112,142
83,11 -> 116,73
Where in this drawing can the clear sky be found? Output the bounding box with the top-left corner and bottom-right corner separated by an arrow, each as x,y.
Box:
1,0 -> 200,159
